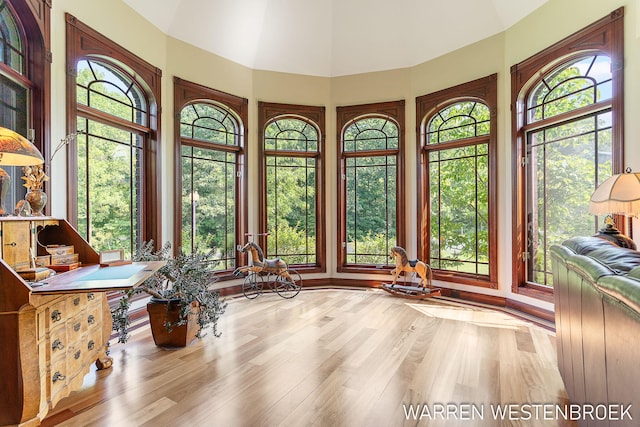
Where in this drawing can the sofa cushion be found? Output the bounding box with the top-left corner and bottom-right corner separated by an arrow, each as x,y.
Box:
562,236 -> 618,255
585,247 -> 640,274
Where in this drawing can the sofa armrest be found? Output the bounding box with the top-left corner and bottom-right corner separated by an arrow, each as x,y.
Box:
598,275 -> 640,315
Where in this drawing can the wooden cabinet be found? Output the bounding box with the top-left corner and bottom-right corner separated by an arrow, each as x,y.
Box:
0,218 -> 162,426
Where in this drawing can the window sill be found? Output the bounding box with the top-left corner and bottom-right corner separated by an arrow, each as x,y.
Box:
515,284 -> 554,303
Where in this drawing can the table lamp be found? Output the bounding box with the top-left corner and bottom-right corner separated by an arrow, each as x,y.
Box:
588,168 -> 640,249
0,126 -> 45,215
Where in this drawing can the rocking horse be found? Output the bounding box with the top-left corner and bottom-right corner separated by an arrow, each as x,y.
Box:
381,246 -> 441,299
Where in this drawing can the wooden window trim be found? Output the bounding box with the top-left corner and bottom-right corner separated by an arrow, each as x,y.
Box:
173,77 -> 248,275
336,100 -> 406,274
416,74 -> 498,289
65,13 -> 162,248
510,8 -> 624,296
257,101 -> 326,274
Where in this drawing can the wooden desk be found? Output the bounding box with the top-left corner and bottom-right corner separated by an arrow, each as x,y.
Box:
0,218 -> 162,426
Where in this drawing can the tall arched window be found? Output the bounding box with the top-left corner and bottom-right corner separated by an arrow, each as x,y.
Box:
511,9 -> 623,295
0,0 -> 49,211
337,101 -> 405,273
180,101 -> 243,269
258,102 -> 325,273
66,14 -> 162,256
74,59 -> 149,255
418,74 -> 497,288
175,78 -> 247,273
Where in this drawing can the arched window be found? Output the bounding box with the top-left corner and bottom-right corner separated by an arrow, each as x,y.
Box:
0,0 -> 49,211
174,78 -> 247,274
180,102 -> 243,269
74,58 -> 149,256
67,14 -> 162,257
337,101 -> 405,273
258,102 -> 325,272
524,55 -> 613,287
418,75 -> 497,288
511,9 -> 623,294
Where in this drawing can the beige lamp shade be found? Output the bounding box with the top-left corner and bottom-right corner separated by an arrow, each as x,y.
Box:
0,127 -> 44,166
589,171 -> 640,216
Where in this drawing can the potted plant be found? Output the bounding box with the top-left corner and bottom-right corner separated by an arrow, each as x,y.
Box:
112,241 -> 227,347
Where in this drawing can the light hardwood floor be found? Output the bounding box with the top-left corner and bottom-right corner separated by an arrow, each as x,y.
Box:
42,289 -> 575,427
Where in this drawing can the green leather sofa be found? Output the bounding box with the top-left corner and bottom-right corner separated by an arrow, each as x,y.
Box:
551,236 -> 640,426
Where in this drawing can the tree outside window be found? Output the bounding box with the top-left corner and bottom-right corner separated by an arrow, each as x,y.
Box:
180,102 -> 241,271
417,75 -> 497,288
524,55 -> 613,287
258,102 -> 325,273
337,101 -> 405,273
75,59 -> 148,256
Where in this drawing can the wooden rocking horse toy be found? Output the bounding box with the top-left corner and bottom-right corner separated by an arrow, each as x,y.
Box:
381,246 -> 441,299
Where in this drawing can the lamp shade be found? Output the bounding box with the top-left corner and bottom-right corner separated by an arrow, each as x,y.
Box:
589,171 -> 640,216
0,127 -> 44,166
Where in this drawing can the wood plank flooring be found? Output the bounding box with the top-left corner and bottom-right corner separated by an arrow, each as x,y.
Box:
42,289 -> 575,427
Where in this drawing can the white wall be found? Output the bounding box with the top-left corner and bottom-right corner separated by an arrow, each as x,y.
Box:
50,0 -> 640,310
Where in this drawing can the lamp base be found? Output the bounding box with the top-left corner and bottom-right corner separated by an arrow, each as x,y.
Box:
595,223 -> 637,250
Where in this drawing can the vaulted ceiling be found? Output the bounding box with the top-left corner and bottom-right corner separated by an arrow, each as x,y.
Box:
123,0 -> 549,77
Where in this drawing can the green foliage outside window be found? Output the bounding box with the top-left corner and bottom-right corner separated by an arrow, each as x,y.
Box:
76,59 -> 146,257
344,117 -> 398,265
526,55 -> 613,286
180,102 -> 240,270
264,118 -> 318,265
426,101 -> 490,276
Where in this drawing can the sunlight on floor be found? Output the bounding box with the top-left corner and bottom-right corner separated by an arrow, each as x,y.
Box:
405,300 -> 532,331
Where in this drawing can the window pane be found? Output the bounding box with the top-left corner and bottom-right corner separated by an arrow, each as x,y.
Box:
264,115 -> 320,267
0,73 -> 28,209
77,120 -> 143,257
344,117 -> 398,151
427,101 -> 490,144
181,102 -> 240,146
76,59 -> 148,126
527,55 -> 612,123
0,1 -> 24,74
180,102 -> 241,268
345,155 -> 396,265
266,156 -> 316,264
182,148 -> 236,270
265,118 -> 319,152
526,111 -> 611,286
428,143 -> 489,275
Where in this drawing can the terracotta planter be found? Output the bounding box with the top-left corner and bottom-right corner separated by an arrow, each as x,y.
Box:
146,298 -> 199,348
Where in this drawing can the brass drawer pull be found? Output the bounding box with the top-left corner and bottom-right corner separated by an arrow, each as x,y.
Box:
87,315 -> 95,324
52,339 -> 64,351
87,293 -> 95,301
52,371 -> 66,383
73,323 -> 81,332
51,310 -> 62,322
88,340 -> 95,351
74,297 -> 81,306
74,350 -> 81,360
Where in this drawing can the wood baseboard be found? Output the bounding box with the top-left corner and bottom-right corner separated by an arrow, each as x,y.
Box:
125,277 -> 556,333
